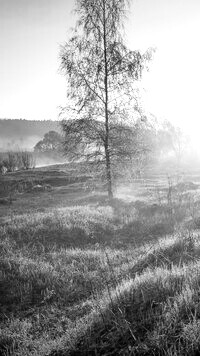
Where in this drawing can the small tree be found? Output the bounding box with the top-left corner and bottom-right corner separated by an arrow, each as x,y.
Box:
34,131 -> 63,154
60,0 -> 153,199
21,151 -> 35,170
4,152 -> 18,172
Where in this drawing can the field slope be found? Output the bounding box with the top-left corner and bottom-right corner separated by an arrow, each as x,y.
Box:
1,166 -> 200,355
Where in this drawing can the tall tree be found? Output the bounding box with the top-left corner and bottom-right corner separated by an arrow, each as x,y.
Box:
60,0 -> 152,199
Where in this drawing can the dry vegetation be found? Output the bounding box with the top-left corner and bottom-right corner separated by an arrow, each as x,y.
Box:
1,165 -> 200,355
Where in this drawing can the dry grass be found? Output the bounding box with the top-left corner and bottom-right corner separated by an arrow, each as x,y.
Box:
1,168 -> 200,355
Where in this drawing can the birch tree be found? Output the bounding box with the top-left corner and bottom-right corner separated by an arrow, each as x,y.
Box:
60,0 -> 152,199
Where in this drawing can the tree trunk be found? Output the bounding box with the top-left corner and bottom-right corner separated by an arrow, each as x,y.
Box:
105,144 -> 113,199
103,0 -> 113,200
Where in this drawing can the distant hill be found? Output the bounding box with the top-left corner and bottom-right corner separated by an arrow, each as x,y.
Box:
0,119 -> 61,151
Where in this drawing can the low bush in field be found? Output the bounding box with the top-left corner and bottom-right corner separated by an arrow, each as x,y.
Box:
0,151 -> 35,173
0,198 -> 11,205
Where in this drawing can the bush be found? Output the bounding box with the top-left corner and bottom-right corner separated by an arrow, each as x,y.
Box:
0,151 -> 35,172
0,198 -> 11,205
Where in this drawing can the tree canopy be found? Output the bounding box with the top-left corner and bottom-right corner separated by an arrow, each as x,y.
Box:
34,131 -> 63,153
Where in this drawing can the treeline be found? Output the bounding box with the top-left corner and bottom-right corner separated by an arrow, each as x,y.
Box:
0,119 -> 60,137
0,151 -> 35,173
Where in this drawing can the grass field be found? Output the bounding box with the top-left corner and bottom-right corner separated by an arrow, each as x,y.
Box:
1,164 -> 200,355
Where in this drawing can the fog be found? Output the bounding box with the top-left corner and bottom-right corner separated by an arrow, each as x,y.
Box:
35,156 -> 66,168
1,128 -> 200,174
0,135 -> 41,152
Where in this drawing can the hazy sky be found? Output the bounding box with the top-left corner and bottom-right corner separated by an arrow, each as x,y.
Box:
1,0 -> 200,143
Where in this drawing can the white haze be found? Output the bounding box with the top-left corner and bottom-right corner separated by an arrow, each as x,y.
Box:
0,136 -> 41,152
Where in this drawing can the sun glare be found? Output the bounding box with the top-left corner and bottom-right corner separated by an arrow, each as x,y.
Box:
139,21 -> 200,153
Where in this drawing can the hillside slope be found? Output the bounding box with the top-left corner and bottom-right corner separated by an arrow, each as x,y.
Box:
0,119 -> 60,151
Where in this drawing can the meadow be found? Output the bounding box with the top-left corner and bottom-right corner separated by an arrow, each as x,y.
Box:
1,164 -> 200,355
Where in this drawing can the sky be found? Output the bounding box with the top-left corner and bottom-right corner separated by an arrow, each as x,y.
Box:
1,0 -> 200,145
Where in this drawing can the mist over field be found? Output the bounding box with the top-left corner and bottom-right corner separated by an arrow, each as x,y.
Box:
0,119 -> 60,151
1,0 -> 200,354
